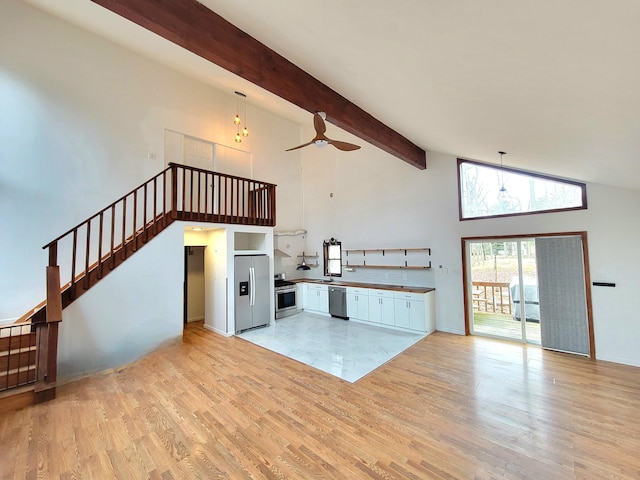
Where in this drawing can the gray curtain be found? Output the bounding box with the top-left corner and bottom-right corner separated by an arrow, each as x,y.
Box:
535,236 -> 589,355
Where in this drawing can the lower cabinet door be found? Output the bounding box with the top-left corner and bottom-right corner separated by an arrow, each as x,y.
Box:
368,296 -> 382,323
394,299 -> 411,329
317,289 -> 329,314
409,300 -> 426,331
347,293 -> 358,318
358,295 -> 370,320
380,297 -> 395,326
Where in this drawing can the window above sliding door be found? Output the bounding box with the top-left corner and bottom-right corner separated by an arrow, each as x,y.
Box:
458,159 -> 587,220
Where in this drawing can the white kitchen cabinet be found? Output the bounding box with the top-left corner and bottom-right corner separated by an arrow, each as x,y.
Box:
368,289 -> 395,325
300,282 -> 435,334
303,283 -> 329,314
394,290 -> 436,334
346,287 -> 369,321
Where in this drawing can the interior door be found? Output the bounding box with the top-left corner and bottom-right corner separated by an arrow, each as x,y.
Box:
184,136 -> 214,170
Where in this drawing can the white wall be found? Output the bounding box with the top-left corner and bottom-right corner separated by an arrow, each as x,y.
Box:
296,135 -> 640,366
0,1 -> 295,378
58,225 -> 184,380
3,0 -> 639,373
0,0 -> 300,320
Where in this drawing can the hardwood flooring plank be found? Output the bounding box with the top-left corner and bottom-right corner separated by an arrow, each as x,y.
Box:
2,322 -> 640,479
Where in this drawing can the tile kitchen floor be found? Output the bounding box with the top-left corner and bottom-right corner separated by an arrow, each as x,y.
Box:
238,312 -> 426,383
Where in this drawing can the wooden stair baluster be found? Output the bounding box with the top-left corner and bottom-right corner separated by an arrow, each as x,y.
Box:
5,164 -> 276,402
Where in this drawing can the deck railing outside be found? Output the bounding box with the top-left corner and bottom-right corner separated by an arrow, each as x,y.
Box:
472,281 -> 512,315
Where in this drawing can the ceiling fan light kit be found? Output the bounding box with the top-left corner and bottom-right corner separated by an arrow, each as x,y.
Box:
286,112 -> 361,152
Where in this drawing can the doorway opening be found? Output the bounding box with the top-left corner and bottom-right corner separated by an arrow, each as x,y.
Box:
463,232 -> 595,358
184,246 -> 206,327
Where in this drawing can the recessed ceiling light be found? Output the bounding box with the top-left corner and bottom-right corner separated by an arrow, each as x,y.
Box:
192,227 -> 203,231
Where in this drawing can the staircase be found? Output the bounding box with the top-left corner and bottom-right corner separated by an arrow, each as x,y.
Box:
0,163 -> 276,407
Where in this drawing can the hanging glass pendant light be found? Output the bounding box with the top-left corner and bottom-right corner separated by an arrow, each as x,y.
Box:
233,91 -> 248,143
242,92 -> 249,138
498,151 -> 508,199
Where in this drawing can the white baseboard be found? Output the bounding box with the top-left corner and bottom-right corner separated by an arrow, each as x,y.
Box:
596,353 -> 640,368
203,323 -> 233,337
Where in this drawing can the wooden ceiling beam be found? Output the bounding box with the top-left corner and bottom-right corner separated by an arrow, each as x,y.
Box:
90,0 -> 427,169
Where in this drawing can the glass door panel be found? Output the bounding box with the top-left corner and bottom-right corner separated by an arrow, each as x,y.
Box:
469,239 -> 540,344
470,240 -> 522,341
521,239 -> 541,345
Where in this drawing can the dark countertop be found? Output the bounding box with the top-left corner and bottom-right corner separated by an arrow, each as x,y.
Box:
290,278 -> 435,294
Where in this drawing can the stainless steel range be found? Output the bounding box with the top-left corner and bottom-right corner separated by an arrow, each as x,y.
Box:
274,273 -> 300,319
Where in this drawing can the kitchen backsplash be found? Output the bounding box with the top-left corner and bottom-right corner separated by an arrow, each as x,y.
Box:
339,267 -> 434,288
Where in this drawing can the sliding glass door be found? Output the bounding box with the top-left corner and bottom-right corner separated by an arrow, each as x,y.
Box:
466,235 -> 591,355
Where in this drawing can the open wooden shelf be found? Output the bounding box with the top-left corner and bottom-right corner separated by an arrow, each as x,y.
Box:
344,263 -> 431,270
344,248 -> 431,255
344,247 -> 431,270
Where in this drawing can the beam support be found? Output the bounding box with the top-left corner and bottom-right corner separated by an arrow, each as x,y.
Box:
90,0 -> 427,169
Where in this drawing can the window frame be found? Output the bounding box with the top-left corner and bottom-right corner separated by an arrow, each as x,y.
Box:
323,239 -> 342,277
457,158 -> 587,221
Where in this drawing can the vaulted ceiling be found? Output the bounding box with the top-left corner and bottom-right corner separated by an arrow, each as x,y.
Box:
23,0 -> 640,191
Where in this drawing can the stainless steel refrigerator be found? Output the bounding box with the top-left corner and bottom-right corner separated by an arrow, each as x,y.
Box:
234,255 -> 270,333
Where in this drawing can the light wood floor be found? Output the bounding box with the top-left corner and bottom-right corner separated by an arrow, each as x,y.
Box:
1,321 -> 640,479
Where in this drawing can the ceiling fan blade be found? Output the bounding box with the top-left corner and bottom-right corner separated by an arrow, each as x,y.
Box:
286,113 -> 360,152
313,113 -> 327,135
285,140 -> 314,151
328,139 -> 361,151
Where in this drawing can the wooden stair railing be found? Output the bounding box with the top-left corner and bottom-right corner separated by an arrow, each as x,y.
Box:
6,163 -> 276,402
0,323 -> 37,393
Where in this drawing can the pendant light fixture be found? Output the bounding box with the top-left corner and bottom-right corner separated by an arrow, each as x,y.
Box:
242,92 -> 249,138
498,151 -> 508,199
296,257 -> 311,271
233,91 -> 249,143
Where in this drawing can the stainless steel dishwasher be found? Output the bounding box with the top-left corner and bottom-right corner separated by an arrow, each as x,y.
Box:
329,286 -> 349,320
